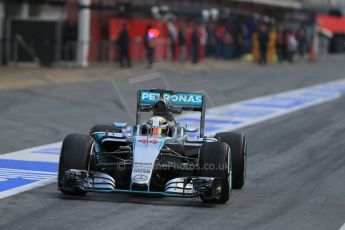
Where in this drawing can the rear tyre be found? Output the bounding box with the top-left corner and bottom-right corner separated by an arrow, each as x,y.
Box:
58,134 -> 91,195
89,125 -> 121,136
199,141 -> 231,204
215,132 -> 247,189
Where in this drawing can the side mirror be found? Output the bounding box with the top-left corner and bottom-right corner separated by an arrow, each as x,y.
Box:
114,122 -> 127,129
139,105 -> 153,112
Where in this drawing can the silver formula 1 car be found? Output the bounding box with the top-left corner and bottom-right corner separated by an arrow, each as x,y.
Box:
58,89 -> 247,204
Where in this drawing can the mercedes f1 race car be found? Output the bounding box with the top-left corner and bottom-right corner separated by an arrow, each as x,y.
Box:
58,89 -> 247,204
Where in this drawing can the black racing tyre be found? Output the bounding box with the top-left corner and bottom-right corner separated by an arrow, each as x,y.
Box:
89,124 -> 121,136
199,141 -> 231,204
215,132 -> 247,189
58,134 -> 91,195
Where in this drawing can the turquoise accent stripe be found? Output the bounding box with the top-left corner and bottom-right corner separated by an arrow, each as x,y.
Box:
86,189 -> 196,197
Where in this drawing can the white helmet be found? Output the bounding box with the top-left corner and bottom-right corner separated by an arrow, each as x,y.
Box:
147,116 -> 168,127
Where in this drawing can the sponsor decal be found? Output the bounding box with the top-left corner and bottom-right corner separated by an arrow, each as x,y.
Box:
140,91 -> 203,106
150,139 -> 159,145
138,139 -> 148,144
133,174 -> 148,182
163,93 -> 202,106
140,92 -> 160,103
137,139 -> 159,145
133,162 -> 152,174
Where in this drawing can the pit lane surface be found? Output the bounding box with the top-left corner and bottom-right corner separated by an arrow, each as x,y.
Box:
0,57 -> 345,230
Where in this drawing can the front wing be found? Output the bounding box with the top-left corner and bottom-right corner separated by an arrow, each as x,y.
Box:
60,169 -> 223,199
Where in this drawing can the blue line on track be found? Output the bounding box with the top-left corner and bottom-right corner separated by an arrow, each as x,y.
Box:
0,159 -> 58,172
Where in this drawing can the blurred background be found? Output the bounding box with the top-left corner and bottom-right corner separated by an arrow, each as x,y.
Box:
0,0 -> 344,67
1,2 -> 345,228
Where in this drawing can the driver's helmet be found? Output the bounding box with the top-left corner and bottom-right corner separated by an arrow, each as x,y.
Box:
147,116 -> 168,126
153,99 -> 172,121
146,116 -> 171,137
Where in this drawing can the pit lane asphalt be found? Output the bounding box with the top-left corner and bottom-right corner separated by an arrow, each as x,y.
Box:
0,57 -> 344,230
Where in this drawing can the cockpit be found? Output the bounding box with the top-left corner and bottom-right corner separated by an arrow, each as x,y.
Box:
140,116 -> 175,137
135,89 -> 205,139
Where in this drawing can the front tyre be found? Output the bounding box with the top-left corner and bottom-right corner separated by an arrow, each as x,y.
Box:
199,141 -> 231,204
215,132 -> 247,189
58,134 -> 91,195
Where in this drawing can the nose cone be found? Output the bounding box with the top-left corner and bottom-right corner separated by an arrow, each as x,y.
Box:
131,136 -> 166,190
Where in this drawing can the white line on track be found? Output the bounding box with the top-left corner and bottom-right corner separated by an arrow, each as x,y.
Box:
339,223 -> 345,230
0,142 -> 61,163
0,177 -> 56,199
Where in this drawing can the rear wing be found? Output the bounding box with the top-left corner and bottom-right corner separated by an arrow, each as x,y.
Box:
138,89 -> 204,111
136,89 -> 206,137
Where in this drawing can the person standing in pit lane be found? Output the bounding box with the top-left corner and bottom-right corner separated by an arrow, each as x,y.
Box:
144,25 -> 156,68
258,24 -> 269,65
287,29 -> 298,63
297,27 -> 308,60
118,23 -> 131,68
276,25 -> 287,62
178,23 -> 187,63
191,24 -> 200,64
